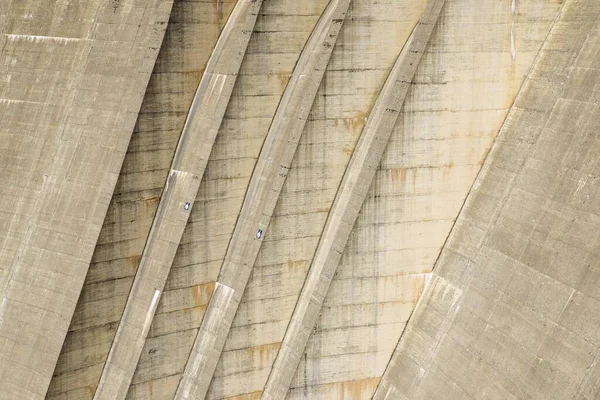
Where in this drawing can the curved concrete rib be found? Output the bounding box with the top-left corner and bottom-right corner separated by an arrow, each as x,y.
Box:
93,1 -> 263,398
174,1 -> 351,398
261,1 -> 446,399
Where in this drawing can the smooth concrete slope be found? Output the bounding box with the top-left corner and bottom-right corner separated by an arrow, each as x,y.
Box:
375,0 -> 600,398
262,1 -> 445,399
92,1 -> 263,399
289,0 -> 565,397
174,1 -> 351,398
0,0 -> 173,398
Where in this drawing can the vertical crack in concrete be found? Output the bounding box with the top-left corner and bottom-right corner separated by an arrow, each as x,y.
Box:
173,1 -> 352,398
92,1 -> 264,398
261,1 -> 447,399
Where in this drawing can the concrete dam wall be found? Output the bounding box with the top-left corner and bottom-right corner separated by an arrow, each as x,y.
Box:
1,0 -> 599,399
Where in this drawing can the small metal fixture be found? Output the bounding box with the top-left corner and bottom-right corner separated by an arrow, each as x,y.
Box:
184,201 -> 191,210
256,229 -> 263,239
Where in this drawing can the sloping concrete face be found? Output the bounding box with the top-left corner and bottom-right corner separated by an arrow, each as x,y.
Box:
94,1 -> 262,398
175,1 -> 352,398
376,0 -> 600,398
263,1 -> 448,398
126,2 -> 332,398
3,0 -> 600,399
0,0 -> 173,398
289,0 -> 564,398
46,2 -> 235,398
207,1 -> 429,398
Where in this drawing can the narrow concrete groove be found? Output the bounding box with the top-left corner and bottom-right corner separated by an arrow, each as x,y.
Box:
174,1 -> 352,398
261,1 -> 447,399
92,1 -> 264,398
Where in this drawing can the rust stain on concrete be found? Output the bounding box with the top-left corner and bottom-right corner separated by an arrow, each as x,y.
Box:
411,273 -> 429,306
338,377 -> 381,398
342,110 -> 369,132
275,71 -> 292,89
224,391 -> 263,400
87,384 -> 96,397
247,342 -> 281,366
127,254 -> 142,274
192,282 -> 216,307
144,196 -> 160,210
391,168 -> 408,185
287,259 -> 309,274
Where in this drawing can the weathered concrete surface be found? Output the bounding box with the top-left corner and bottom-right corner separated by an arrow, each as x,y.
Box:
93,1 -> 262,398
375,0 -> 600,398
46,2 -> 236,399
175,1 -> 351,398
288,0 -> 565,398
3,0 -> 599,399
0,0 -> 173,398
207,1 -> 429,398
125,2 -> 331,398
263,1 -> 446,398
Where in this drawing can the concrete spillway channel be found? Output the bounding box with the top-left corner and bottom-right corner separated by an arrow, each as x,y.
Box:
92,1 -> 264,398
261,1 -> 447,398
173,0 -> 352,398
